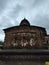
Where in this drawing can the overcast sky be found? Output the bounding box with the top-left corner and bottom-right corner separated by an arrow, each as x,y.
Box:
0,0 -> 49,41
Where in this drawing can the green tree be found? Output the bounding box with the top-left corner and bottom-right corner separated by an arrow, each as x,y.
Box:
0,41 -> 3,49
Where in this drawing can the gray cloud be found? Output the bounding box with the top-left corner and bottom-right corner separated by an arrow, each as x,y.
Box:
33,14 -> 49,34
0,0 -> 49,41
0,0 -> 8,13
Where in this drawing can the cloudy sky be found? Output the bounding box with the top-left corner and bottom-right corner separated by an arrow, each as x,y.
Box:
0,0 -> 49,41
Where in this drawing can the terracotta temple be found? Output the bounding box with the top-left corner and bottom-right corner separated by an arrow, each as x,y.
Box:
3,18 -> 49,49
0,19 -> 49,65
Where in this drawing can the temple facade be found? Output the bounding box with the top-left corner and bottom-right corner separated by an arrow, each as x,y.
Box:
0,18 -> 48,65
3,18 -> 49,49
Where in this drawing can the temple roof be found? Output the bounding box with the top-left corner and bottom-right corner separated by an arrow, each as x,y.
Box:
3,19 -> 46,32
20,18 -> 30,26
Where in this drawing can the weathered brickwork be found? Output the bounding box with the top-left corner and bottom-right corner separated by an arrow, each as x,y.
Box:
2,19 -> 49,65
3,19 -> 47,49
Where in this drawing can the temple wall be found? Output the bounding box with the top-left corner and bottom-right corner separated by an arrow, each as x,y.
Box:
4,27 -> 46,48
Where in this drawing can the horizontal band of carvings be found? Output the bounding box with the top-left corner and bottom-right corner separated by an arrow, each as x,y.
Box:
0,55 -> 49,61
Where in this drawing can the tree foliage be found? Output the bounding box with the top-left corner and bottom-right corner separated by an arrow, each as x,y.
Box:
0,41 -> 4,48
